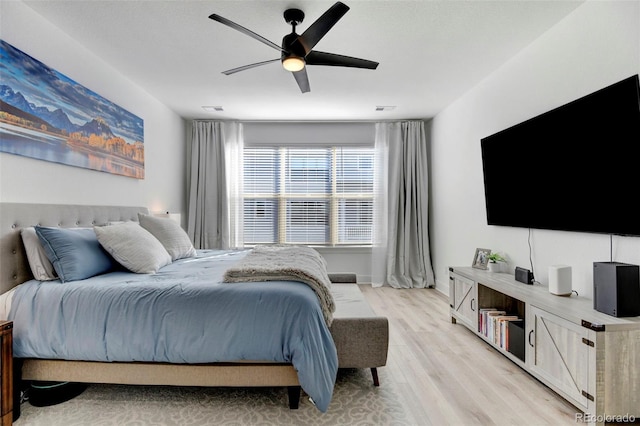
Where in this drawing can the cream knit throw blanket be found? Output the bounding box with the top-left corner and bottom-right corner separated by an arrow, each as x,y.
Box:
223,245 -> 335,325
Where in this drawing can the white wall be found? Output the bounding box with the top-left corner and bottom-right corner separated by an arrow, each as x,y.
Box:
430,0 -> 640,298
0,1 -> 187,215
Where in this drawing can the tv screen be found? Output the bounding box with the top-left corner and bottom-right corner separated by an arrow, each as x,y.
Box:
481,74 -> 640,236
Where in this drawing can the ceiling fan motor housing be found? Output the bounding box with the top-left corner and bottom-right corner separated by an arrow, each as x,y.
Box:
282,33 -> 306,58
281,33 -> 306,71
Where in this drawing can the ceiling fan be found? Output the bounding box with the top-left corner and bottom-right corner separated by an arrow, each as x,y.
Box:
209,1 -> 379,93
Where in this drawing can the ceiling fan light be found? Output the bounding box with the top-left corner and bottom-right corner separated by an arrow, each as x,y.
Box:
282,56 -> 305,72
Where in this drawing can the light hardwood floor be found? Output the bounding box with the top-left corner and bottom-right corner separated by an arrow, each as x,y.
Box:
359,284 -> 579,426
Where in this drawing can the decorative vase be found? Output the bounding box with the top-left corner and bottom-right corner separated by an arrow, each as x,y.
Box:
488,262 -> 501,273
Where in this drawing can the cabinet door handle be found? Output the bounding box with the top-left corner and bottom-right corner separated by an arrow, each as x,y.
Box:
528,330 -> 534,347
471,298 -> 475,311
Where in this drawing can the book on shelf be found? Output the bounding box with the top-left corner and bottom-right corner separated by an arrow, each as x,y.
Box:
495,316 -> 519,349
479,308 -> 498,335
484,310 -> 506,339
478,308 -> 522,349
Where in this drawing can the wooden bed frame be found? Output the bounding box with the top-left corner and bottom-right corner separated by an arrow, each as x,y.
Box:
0,203 -> 302,408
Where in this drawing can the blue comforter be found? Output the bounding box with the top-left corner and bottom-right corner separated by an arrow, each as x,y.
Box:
8,250 -> 338,411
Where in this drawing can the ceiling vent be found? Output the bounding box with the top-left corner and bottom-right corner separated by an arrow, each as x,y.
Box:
202,106 -> 224,112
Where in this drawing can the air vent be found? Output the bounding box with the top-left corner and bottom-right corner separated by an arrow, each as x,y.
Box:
202,106 -> 224,112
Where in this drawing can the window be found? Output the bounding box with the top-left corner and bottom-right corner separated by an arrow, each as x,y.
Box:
243,146 -> 374,246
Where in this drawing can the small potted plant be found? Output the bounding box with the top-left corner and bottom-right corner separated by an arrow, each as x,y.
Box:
487,253 -> 506,272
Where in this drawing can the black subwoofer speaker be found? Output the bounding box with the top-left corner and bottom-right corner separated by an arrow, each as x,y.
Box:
593,262 -> 640,317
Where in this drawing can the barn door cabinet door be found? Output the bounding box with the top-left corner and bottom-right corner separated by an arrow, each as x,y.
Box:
526,306 -> 592,412
449,273 -> 477,330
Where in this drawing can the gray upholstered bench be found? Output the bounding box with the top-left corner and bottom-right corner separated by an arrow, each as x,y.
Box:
328,274 -> 389,386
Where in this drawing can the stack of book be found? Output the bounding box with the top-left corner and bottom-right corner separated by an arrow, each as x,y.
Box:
478,308 -> 522,351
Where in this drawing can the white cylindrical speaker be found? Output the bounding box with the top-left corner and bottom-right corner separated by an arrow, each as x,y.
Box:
548,265 -> 572,296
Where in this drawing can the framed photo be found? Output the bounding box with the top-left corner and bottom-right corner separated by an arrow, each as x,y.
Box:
472,248 -> 491,270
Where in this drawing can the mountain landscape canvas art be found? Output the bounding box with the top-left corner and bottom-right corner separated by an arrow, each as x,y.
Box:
0,39 -> 144,178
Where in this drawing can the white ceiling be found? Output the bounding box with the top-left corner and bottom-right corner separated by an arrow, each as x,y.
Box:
22,0 -> 584,121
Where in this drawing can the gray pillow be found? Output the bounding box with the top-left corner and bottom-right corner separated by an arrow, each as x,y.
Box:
138,213 -> 196,261
35,226 -> 115,283
21,227 -> 57,281
94,222 -> 172,273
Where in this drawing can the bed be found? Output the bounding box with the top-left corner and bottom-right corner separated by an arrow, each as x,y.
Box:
0,202 -> 388,413
0,203 -> 338,411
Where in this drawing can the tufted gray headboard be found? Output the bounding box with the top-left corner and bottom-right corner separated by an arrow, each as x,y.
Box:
0,203 -> 149,294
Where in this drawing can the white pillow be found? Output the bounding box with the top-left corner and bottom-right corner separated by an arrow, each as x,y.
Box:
21,227 -> 57,281
138,213 -> 196,261
94,222 -> 171,274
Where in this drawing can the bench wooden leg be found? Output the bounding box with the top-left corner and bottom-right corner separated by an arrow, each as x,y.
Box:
370,368 -> 380,386
287,386 -> 301,409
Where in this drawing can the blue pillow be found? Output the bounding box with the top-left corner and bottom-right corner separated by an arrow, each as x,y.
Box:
35,226 -> 115,282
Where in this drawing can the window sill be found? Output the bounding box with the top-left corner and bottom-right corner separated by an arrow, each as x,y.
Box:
242,244 -> 372,254
313,246 -> 372,255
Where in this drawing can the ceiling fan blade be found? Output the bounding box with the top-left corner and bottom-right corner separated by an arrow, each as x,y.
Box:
292,68 -> 310,93
297,2 -> 350,53
222,58 -> 281,75
305,51 -> 378,69
209,14 -> 287,53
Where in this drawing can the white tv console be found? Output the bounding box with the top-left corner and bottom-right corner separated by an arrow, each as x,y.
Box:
449,266 -> 640,425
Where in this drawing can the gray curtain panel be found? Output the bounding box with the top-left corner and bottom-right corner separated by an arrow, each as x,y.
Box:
372,121 -> 435,288
187,121 -> 243,249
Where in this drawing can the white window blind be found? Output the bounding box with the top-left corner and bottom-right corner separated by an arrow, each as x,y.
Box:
243,146 -> 374,246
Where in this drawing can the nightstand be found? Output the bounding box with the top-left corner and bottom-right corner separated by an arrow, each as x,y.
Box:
0,321 -> 12,426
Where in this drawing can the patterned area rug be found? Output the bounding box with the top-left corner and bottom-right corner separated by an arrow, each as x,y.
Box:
15,368 -> 411,425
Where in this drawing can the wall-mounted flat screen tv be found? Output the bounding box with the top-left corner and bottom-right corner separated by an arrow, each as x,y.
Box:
481,74 -> 640,236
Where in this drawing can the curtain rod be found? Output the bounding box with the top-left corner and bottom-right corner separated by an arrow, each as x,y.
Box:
191,119 -> 429,124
